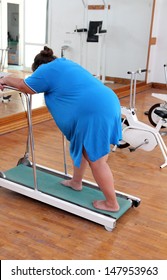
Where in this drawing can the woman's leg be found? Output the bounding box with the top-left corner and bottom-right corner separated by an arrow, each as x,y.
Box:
61,155 -> 88,190
83,150 -> 120,212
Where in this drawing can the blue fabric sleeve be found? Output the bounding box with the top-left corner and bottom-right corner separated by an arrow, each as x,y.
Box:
24,65 -> 50,93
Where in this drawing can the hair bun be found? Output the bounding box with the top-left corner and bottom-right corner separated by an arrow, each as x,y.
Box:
32,46 -> 57,71
41,46 -> 53,57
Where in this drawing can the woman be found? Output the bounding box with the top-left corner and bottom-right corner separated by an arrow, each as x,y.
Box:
0,46 -> 122,212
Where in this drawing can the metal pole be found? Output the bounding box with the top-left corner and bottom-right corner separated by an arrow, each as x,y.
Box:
81,0 -> 87,9
127,71 -> 134,109
25,94 -> 38,190
62,133 -> 68,175
0,50 -> 4,71
133,71 -> 137,109
19,92 -> 30,160
81,0 -> 88,68
164,64 -> 167,87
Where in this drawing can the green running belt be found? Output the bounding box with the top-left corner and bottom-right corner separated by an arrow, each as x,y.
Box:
4,164 -> 132,219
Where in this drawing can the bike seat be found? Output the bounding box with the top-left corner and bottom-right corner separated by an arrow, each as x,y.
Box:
154,109 -> 167,118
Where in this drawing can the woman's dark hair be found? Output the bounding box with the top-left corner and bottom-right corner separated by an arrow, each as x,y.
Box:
32,46 -> 57,72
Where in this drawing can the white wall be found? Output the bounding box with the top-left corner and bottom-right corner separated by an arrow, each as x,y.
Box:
1,0 -> 167,84
148,0 -> 167,84
106,0 -> 153,80
49,0 -> 84,62
49,0 -> 153,81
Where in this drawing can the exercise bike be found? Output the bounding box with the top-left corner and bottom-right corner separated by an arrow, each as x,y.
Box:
147,64 -> 167,128
116,68 -> 167,169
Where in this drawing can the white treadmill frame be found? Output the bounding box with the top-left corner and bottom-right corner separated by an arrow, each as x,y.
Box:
0,165 -> 140,231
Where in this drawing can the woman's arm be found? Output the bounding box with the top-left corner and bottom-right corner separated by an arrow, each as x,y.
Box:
0,76 -> 35,94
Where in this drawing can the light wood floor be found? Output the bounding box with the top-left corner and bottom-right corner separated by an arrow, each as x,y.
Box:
0,87 -> 167,260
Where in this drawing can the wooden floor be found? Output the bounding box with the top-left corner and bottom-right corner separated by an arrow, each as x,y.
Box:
0,87 -> 167,260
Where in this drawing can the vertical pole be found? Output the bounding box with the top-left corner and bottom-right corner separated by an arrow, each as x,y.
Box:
0,49 -> 4,71
101,0 -> 108,83
128,71 -> 134,109
164,64 -> 167,87
0,48 -> 8,71
25,94 -> 38,190
96,33 -> 102,79
62,133 -> 68,175
81,0 -> 88,68
101,33 -> 106,83
133,71 -> 137,109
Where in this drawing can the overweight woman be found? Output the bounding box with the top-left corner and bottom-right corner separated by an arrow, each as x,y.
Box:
0,46 -> 122,212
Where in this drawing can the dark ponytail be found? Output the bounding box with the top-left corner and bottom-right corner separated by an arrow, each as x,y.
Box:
32,46 -> 57,71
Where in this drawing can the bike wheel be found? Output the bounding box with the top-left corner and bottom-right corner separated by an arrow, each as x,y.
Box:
148,103 -> 167,128
117,118 -> 130,149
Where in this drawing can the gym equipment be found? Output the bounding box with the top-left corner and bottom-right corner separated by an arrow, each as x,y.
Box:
82,0 -> 108,82
0,92 -> 11,103
0,49 -> 11,103
117,68 -> 167,169
66,0 -> 108,82
87,21 -> 103,43
61,45 -> 70,58
147,64 -> 167,128
87,20 -> 107,81
0,88 -> 140,231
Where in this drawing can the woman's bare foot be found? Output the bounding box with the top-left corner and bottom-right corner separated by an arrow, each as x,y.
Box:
61,179 -> 82,191
93,200 -> 120,212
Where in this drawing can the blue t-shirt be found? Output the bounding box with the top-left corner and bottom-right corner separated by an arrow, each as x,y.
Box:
25,58 -> 122,167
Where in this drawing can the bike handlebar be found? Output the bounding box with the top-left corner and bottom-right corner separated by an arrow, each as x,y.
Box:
127,69 -> 147,75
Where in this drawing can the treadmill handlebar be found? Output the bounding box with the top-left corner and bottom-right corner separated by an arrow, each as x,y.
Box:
3,85 -> 20,91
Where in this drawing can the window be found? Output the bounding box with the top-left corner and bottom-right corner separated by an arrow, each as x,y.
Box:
24,0 -> 48,68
